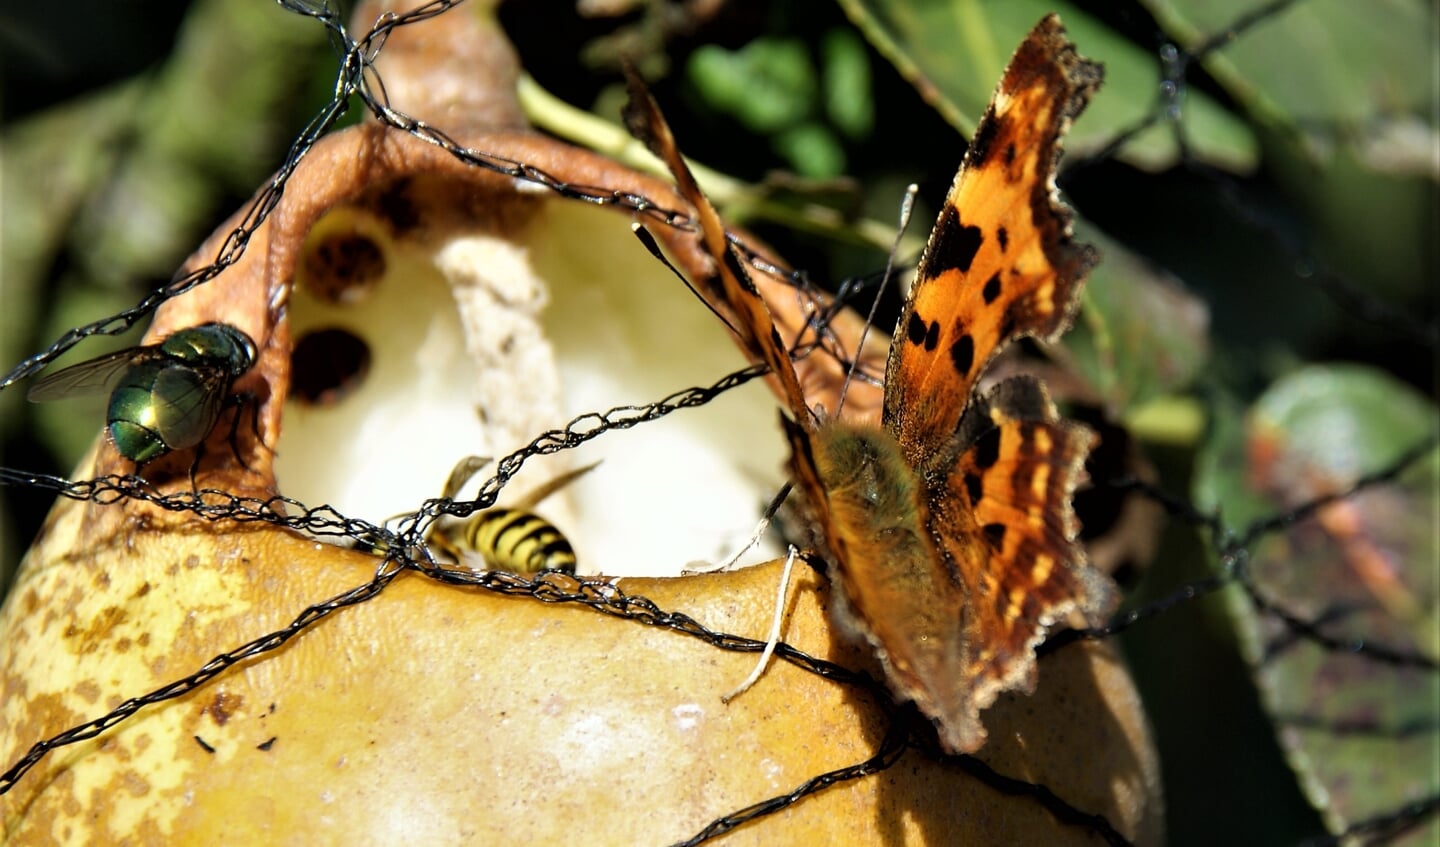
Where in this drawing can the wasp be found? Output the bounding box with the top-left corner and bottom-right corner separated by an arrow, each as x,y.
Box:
431,455 -> 597,575
27,322 -> 257,463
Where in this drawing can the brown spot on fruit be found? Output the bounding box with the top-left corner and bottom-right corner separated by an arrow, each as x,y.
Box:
62,606 -> 128,655
204,691 -> 244,726
74,680 -> 102,704
303,232 -> 386,305
290,328 -> 372,407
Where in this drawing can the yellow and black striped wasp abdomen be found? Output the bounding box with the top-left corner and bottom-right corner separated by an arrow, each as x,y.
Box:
431,456 -> 599,576
463,507 -> 578,575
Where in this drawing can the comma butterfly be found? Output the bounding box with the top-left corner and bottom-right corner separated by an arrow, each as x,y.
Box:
626,14 -> 1115,754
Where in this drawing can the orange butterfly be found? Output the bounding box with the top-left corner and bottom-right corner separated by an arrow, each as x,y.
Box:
627,14 -> 1115,754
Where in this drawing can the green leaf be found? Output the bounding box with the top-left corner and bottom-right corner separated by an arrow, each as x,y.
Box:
835,0 -> 1258,171
1142,0 -> 1436,340
1249,366 -> 1437,484
1140,0 -> 1435,168
772,123 -> 848,179
686,38 -> 818,134
1064,226 -> 1212,417
1197,365 -> 1440,842
1193,391 -> 1274,530
821,28 -> 875,139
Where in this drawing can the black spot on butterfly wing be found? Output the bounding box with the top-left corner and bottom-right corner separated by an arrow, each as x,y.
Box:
982,522 -> 1007,550
907,313 -> 941,351
982,273 -> 1002,304
950,333 -> 975,378
964,472 -> 983,506
923,206 -> 983,279
971,426 -> 1001,469
967,108 -> 1003,168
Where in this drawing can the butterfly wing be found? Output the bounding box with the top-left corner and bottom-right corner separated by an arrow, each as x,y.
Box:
880,17 -> 1109,754
624,23 -> 1112,758
622,73 -> 811,423
927,376 -> 1114,752
884,15 -> 1101,472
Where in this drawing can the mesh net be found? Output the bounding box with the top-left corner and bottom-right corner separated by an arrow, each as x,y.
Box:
1,1 -> 1436,844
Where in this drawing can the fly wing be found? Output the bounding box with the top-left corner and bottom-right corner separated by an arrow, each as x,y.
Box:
511,461 -> 601,511
145,364 -> 228,451
26,349 -> 141,403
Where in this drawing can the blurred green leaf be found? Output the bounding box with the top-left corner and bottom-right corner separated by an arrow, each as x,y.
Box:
835,0 -> 1258,171
687,38 -> 818,133
1140,0 -> 1435,168
1193,391 -> 1273,529
1250,366 -> 1437,485
686,33 -> 872,179
1195,365 -> 1439,842
821,28 -> 875,138
1065,226 -> 1212,417
772,122 -> 848,179
1140,0 -> 1437,322
1270,128 -> 1437,308
0,0 -> 328,467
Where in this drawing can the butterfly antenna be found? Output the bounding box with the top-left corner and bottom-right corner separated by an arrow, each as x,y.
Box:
721,544 -> 799,704
631,223 -> 744,340
835,184 -> 918,417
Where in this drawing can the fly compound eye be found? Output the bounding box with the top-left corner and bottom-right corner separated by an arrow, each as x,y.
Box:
216,323 -> 258,374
